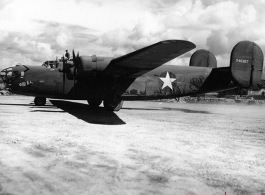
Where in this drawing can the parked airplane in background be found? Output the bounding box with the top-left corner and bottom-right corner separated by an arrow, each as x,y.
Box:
0,40 -> 263,111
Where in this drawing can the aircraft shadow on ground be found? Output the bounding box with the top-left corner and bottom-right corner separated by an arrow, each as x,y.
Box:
31,110 -> 66,113
48,100 -> 126,125
0,103 -> 55,109
30,106 -> 57,109
122,107 -> 212,114
0,103 -> 41,107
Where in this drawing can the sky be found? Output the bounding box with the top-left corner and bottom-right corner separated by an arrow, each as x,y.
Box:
0,0 -> 265,71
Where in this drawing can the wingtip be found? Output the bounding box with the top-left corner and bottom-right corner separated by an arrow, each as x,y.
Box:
161,40 -> 196,49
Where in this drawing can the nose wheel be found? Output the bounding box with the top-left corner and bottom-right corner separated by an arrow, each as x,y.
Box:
34,97 -> 46,106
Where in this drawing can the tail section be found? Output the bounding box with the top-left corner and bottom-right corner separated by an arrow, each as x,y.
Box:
230,41 -> 264,89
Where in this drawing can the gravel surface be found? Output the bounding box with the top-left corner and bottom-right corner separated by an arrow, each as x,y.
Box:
0,96 -> 265,195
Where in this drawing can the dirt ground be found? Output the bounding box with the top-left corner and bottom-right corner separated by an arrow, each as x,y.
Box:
0,96 -> 264,195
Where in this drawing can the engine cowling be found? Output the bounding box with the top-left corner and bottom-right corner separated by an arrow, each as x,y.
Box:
230,41 -> 264,89
189,49 -> 217,68
60,55 -> 114,80
79,55 -> 113,73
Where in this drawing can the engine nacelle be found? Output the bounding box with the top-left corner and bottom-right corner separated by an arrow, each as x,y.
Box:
189,49 -> 217,68
58,55 -> 113,80
79,55 -> 113,73
230,41 -> 264,89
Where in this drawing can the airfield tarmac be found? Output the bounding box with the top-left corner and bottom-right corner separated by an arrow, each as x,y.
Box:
0,96 -> 264,195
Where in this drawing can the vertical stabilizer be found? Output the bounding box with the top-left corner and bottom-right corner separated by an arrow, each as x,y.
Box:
230,41 -> 263,89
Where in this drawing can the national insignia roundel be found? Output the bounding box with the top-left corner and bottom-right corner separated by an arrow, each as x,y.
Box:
159,71 -> 176,90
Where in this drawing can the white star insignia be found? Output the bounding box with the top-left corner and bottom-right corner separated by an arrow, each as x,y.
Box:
159,72 -> 176,90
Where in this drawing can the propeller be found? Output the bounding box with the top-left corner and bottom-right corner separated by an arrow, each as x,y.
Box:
72,50 -> 80,80
62,56 -> 67,94
61,50 -> 80,95
72,50 -> 80,95
72,50 -> 80,70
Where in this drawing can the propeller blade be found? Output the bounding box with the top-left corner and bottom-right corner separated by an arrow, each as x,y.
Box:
73,67 -> 76,95
62,56 -> 66,94
72,50 -> 80,95
72,51 -> 80,74
72,50 -> 76,62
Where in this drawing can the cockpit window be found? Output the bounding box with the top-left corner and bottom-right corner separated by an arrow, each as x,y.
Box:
0,67 -> 13,83
12,71 -> 19,76
42,60 -> 59,68
1,67 -> 13,74
6,68 -> 13,72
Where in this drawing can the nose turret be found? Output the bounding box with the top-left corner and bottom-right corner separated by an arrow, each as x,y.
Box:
0,65 -> 28,89
0,67 -> 14,85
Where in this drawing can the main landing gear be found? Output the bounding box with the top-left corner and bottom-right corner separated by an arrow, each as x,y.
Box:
103,94 -> 123,112
87,100 -> 102,108
34,97 -> 46,106
87,94 -> 123,111
33,96 -> 123,111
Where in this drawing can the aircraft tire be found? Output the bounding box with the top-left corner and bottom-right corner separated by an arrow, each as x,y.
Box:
88,100 -> 102,108
103,95 -> 123,111
34,97 -> 46,106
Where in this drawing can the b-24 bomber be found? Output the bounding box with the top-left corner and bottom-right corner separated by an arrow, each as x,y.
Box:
0,40 -> 263,111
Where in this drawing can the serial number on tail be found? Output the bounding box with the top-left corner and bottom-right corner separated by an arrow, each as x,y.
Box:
236,59 -> 249,63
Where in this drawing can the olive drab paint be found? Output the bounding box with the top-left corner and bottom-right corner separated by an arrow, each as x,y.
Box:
231,41 -> 264,89
0,40 -> 264,111
190,49 -> 217,68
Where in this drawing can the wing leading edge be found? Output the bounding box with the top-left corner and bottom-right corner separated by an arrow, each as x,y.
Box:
104,40 -> 196,78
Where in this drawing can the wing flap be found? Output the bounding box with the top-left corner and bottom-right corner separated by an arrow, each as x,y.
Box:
104,40 -> 196,78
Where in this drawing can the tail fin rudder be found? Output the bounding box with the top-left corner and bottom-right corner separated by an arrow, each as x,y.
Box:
230,41 -> 263,89
189,49 -> 217,68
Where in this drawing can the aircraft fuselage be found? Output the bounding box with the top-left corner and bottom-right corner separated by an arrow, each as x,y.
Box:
3,64 -> 234,101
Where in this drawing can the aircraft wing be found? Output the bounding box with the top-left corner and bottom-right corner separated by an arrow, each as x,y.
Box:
104,40 -> 196,78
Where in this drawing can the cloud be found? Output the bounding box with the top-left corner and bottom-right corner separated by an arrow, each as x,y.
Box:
0,0 -> 265,72
100,11 -> 166,54
0,32 -> 54,68
0,31 -> 9,43
0,0 -> 13,9
206,31 -> 229,56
